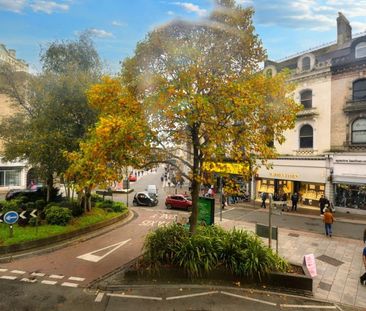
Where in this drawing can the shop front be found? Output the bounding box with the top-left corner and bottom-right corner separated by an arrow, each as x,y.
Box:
255,158 -> 329,208
333,154 -> 366,213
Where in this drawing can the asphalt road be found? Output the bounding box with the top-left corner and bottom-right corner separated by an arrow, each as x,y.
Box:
0,279 -> 361,311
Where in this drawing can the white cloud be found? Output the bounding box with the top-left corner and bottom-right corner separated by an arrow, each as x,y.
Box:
243,0 -> 366,32
0,0 -> 69,14
112,20 -> 127,27
173,2 -> 207,16
87,28 -> 114,38
0,0 -> 27,13
352,22 -> 366,34
30,0 -> 69,14
167,10 -> 175,15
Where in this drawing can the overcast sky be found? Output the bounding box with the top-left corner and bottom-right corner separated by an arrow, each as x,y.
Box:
1,0 -> 366,73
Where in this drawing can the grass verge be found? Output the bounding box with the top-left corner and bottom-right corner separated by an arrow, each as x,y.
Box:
0,207 -> 128,246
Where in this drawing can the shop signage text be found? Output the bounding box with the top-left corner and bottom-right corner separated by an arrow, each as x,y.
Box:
269,172 -> 300,179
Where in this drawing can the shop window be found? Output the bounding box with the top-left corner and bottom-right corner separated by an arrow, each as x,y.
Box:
299,125 -> 313,148
335,184 -> 366,210
352,118 -> 366,144
302,57 -> 311,71
353,79 -> 366,100
300,90 -> 312,109
0,169 -> 21,187
356,42 -> 366,59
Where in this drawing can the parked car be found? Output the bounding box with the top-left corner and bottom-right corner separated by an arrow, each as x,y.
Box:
128,174 -> 137,182
5,186 -> 45,201
165,194 -> 192,211
132,191 -> 158,207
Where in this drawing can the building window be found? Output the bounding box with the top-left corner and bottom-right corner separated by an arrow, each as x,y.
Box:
300,90 -> 312,108
0,169 -> 21,187
302,57 -> 311,71
352,118 -> 366,144
356,42 -> 366,59
299,125 -> 313,148
353,79 -> 366,100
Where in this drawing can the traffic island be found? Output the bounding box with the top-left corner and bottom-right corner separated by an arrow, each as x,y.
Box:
95,258 -> 312,295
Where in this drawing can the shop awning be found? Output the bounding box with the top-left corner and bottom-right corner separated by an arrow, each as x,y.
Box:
333,175 -> 366,185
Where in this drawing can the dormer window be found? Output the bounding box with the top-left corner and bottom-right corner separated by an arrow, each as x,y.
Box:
300,90 -> 312,109
356,42 -> 366,59
302,57 -> 311,71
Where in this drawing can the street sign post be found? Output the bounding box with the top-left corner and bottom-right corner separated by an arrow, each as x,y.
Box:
4,211 -> 19,238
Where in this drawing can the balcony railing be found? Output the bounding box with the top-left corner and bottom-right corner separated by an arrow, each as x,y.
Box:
296,107 -> 319,119
344,99 -> 366,113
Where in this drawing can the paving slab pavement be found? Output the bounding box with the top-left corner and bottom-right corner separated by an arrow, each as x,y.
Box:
215,205 -> 366,309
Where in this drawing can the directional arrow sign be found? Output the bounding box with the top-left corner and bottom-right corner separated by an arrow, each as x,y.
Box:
30,210 -> 37,218
19,211 -> 27,220
4,211 -> 19,225
0,213 -> 3,223
77,239 -> 131,263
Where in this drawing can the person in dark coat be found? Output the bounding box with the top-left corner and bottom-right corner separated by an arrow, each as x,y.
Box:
261,192 -> 267,208
291,192 -> 299,211
319,195 -> 328,215
360,245 -> 366,285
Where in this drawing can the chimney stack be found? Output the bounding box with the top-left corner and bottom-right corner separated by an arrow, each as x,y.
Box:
337,12 -> 352,46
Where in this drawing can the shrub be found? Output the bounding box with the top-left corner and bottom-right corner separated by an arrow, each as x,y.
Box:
0,199 -> 22,213
142,224 -> 288,280
45,206 -> 72,226
95,200 -> 114,209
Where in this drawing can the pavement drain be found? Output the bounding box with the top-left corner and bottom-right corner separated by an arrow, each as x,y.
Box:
316,255 -> 344,267
288,233 -> 299,237
318,281 -> 332,292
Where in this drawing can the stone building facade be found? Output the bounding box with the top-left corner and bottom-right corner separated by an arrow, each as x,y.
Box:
0,44 -> 29,191
257,13 -> 366,214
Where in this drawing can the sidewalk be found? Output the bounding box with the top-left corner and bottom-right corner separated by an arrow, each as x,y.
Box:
217,203 -> 366,309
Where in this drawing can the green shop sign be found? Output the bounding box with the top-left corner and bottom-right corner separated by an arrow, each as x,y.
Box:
198,197 -> 215,225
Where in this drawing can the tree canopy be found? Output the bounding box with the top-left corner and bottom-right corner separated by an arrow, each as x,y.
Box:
71,0 -> 299,232
0,34 -> 101,200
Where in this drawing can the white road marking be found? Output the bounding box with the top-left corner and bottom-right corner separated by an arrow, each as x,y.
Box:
10,270 -> 26,274
0,275 -> 17,280
77,239 -> 131,263
41,280 -> 57,285
61,282 -> 79,288
49,274 -> 64,279
20,278 -> 37,283
0,268 -> 8,272
95,292 -> 104,302
107,293 -> 162,301
220,291 -> 277,306
166,291 -> 219,300
334,304 -> 344,311
280,305 -> 336,309
68,276 -> 85,282
31,272 -> 45,277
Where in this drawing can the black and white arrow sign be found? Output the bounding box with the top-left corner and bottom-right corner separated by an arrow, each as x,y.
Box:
30,209 -> 37,218
0,213 -> 2,223
20,211 -> 27,219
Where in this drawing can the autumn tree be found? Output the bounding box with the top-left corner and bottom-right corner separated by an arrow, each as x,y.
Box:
119,0 -> 301,233
0,34 -> 101,201
65,76 -> 153,211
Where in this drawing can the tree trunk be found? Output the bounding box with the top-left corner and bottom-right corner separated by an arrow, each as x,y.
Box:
46,176 -> 53,202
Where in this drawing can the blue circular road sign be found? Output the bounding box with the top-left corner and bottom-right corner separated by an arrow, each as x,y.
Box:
4,211 -> 19,225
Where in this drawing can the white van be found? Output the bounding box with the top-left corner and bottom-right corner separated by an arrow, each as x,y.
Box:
146,184 -> 158,197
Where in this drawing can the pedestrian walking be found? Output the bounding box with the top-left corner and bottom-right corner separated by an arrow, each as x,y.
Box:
323,208 -> 334,237
221,192 -> 226,210
360,244 -> 366,285
261,192 -> 267,208
319,195 -> 327,215
291,192 -> 299,211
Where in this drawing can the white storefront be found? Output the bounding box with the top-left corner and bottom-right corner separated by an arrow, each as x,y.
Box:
333,154 -> 366,214
254,157 -> 330,208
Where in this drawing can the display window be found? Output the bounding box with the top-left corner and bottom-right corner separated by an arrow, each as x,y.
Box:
335,184 -> 366,210
299,182 -> 324,206
256,179 -> 274,196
